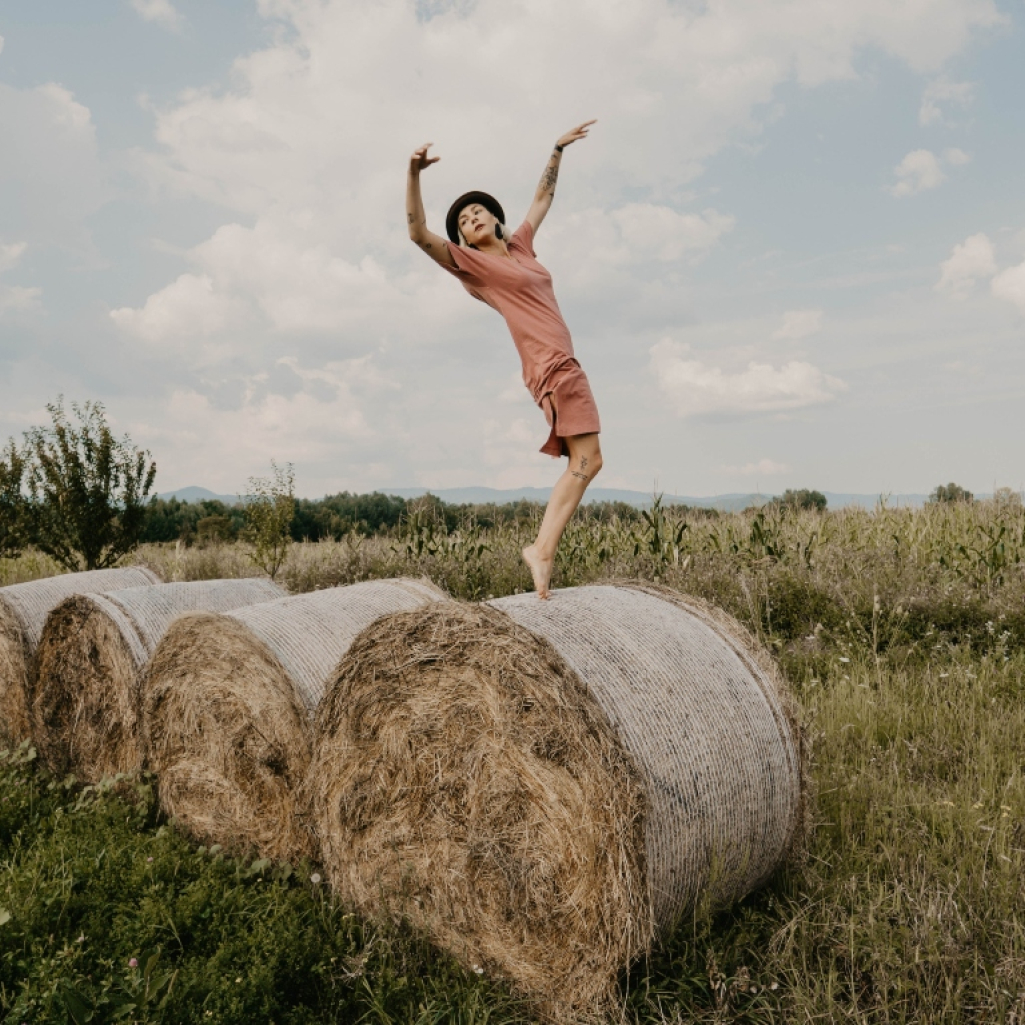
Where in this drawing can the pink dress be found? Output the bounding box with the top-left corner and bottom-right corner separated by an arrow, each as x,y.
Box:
441,220 -> 600,457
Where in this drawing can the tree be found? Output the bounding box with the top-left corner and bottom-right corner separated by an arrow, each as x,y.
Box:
929,482 -> 973,504
773,488 -> 828,512
242,461 -> 295,580
25,399 -> 157,570
0,438 -> 28,559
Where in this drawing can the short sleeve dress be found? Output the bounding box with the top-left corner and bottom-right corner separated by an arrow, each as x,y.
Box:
440,220 -> 600,458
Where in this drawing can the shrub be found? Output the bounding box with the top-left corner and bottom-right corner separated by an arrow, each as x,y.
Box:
23,399 -> 156,570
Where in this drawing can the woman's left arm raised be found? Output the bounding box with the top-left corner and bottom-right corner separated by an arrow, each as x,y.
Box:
525,120 -> 596,236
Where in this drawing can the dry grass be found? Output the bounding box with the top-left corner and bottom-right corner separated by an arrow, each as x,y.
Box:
307,601 -> 653,1022
143,610 -> 316,864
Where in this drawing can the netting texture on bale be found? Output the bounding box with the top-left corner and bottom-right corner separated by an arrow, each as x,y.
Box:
307,601 -> 651,1021
0,567 -> 159,744
143,577 -> 449,863
489,584 -> 804,932
33,578 -> 285,779
308,584 -> 804,1019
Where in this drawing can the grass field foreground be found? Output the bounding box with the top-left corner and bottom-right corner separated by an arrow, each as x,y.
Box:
3,498 -> 1025,1022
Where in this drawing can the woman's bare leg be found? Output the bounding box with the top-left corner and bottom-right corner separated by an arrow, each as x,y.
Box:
522,433 -> 602,599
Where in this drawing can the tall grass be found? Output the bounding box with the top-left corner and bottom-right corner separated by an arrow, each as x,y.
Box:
3,498 -> 1024,1022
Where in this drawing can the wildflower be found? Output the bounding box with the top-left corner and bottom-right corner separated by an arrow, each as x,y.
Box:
838,657 -> 850,663
310,872 -> 322,884
235,977 -> 242,984
76,935 -> 85,944
147,856 -> 153,863
129,957 -> 138,968
770,982 -> 778,991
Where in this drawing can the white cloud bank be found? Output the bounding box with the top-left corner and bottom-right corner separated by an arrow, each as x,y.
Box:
649,340 -> 847,417
991,262 -> 1025,315
919,78 -> 975,125
936,232 -> 997,294
721,458 -> 791,476
129,0 -> 182,29
772,309 -> 823,340
106,0 -> 1001,487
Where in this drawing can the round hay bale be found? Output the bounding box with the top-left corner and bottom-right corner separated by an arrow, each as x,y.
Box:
307,583 -> 804,1019
143,577 -> 450,863
0,567 -> 160,745
33,578 -> 285,780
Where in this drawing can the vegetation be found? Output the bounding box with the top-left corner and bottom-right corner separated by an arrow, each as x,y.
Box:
4,495 -> 1025,1022
930,481 -> 974,504
0,439 -> 27,560
241,461 -> 296,581
771,487 -> 827,512
14,400 -> 157,571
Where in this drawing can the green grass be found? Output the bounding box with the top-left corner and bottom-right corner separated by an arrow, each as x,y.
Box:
3,499 -> 1025,1022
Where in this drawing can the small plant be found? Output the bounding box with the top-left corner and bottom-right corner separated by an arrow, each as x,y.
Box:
23,398 -> 156,570
241,461 -> 295,580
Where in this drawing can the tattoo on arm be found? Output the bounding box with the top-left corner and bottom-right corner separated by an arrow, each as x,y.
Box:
571,470 -> 590,482
539,156 -> 560,196
408,213 -> 414,224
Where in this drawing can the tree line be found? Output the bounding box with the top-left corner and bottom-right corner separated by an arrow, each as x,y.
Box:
4,397 -> 994,576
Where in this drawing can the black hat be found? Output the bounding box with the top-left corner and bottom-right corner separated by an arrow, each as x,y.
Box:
445,191 -> 506,244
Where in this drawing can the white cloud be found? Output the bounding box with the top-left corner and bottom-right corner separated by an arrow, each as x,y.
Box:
919,78 -> 975,125
133,355 -> 389,492
991,262 -> 1025,315
0,285 -> 42,316
130,0 -> 182,29
889,147 -> 972,197
0,241 -> 27,274
772,309 -> 823,340
0,82 -> 105,248
722,458 -> 791,476
649,340 -> 847,417
888,149 -> 945,196
944,147 -> 971,166
935,232 -> 996,294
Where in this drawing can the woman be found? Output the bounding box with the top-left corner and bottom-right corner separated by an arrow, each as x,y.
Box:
406,120 -> 600,600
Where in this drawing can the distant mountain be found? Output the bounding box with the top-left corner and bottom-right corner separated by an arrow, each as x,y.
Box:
158,484 -> 932,510
385,487 -> 931,510
156,486 -> 242,506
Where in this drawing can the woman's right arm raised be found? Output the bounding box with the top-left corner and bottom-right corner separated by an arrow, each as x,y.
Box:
407,143 -> 457,269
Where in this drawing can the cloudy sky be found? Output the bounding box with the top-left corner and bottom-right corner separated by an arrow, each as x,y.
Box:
1,0 -> 1023,498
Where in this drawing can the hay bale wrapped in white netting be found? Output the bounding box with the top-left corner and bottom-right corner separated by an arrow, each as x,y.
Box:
307,583 -> 805,1020
0,567 -> 160,744
143,577 -> 450,863
33,578 -> 286,779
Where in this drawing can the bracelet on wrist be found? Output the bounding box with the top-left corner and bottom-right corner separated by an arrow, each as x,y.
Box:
554,143 -> 564,153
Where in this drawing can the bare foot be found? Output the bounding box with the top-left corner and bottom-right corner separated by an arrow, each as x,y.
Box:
522,545 -> 553,600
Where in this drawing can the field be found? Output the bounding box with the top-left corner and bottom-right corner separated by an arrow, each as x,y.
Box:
3,497 -> 1025,1023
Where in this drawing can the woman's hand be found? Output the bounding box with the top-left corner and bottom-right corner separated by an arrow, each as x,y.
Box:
410,142 -> 440,174
556,120 -> 596,149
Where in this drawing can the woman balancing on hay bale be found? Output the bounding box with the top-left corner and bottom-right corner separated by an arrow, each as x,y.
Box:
407,121 -> 599,599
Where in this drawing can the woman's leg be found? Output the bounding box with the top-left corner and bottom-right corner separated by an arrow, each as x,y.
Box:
522,432 -> 602,599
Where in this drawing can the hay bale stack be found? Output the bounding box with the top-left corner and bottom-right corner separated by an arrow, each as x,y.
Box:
33,578 -> 286,779
307,583 -> 804,1019
143,577 -> 450,863
0,567 -> 160,744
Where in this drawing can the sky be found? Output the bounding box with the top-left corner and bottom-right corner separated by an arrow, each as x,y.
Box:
1,0 -> 1023,499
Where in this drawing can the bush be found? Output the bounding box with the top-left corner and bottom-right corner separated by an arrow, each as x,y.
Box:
0,439 -> 27,560
930,482 -> 973,504
24,399 -> 156,570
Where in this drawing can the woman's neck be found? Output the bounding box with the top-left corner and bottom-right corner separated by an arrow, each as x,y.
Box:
475,236 -> 510,257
